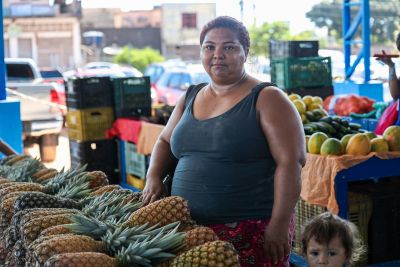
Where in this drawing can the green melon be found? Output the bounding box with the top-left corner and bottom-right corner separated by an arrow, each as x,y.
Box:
320,138 -> 344,156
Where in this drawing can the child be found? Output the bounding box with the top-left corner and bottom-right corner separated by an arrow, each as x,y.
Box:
301,212 -> 365,267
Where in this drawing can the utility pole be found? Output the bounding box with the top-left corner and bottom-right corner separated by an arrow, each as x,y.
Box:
239,0 -> 244,22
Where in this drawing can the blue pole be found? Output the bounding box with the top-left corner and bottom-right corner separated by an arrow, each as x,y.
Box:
362,0 -> 371,82
343,0 -> 351,79
0,0 -> 6,100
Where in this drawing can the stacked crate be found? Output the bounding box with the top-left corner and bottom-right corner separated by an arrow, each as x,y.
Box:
65,76 -> 118,183
269,40 -> 333,99
111,76 -> 152,190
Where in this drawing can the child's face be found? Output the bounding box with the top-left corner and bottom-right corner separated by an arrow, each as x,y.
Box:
306,236 -> 349,267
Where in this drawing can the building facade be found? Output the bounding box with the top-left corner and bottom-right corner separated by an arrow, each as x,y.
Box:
3,0 -> 82,69
160,3 -> 216,60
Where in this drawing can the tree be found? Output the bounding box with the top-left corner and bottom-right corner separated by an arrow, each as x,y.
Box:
113,46 -> 165,72
249,21 -> 291,57
249,22 -> 321,57
306,0 -> 400,44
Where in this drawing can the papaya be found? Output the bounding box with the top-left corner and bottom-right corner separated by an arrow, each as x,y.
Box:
305,135 -> 311,153
370,137 -> 389,152
346,133 -> 371,155
340,134 -> 354,150
320,138 -> 344,156
383,125 -> 400,151
308,132 -> 329,154
293,99 -> 306,114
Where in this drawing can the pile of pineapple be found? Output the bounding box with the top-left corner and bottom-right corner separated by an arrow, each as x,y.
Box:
0,155 -> 240,267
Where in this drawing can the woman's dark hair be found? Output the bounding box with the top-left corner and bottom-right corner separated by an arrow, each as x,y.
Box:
200,16 -> 250,56
301,212 -> 365,264
396,32 -> 400,51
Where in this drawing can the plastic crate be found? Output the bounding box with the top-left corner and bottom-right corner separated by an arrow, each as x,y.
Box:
294,193 -> 372,266
66,76 -> 113,109
284,86 -> 333,100
271,56 -> 332,89
124,141 -> 148,179
112,76 -> 151,118
66,107 -> 114,141
126,173 -> 145,190
69,139 -> 119,184
269,40 -> 319,59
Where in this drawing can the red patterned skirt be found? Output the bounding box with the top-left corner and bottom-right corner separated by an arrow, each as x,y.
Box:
208,216 -> 295,267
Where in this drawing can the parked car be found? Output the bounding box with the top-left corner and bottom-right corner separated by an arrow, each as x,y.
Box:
63,62 -> 143,79
154,64 -> 211,106
40,67 -> 67,116
144,59 -> 187,85
5,58 -> 63,162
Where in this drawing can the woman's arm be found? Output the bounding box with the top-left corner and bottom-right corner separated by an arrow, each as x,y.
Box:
257,87 -> 306,263
388,64 -> 399,100
140,95 -> 186,205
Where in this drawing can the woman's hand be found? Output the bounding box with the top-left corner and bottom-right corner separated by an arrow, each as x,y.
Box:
264,221 -> 290,264
140,177 -> 165,206
376,50 -> 394,67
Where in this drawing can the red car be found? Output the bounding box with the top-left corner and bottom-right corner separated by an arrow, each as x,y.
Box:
153,65 -> 210,106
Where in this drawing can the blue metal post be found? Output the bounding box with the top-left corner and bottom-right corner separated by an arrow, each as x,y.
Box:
342,0 -> 371,82
343,0 -> 351,77
0,0 -> 7,100
362,0 -> 371,81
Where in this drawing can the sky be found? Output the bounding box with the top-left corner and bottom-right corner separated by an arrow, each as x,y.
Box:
81,0 -> 322,34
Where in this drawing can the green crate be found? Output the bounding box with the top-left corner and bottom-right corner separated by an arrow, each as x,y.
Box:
112,77 -> 151,118
66,107 -> 114,141
124,141 -> 147,179
271,56 -> 332,89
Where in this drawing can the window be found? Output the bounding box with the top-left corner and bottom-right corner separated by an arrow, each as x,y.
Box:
182,13 -> 197,28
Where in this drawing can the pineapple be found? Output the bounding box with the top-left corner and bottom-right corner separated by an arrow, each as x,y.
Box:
86,171 -> 109,189
123,196 -> 193,229
40,224 -> 74,237
6,208 -> 74,251
89,185 -> 122,197
182,226 -> 219,252
170,240 -> 240,267
28,234 -> 105,265
157,226 -> 220,267
13,192 -> 81,214
0,241 -> 7,265
44,252 -> 118,267
21,214 -> 74,245
0,193 -> 25,232
8,240 -> 25,267
32,168 -> 59,184
0,177 -> 10,184
0,182 -> 45,200
0,181 -> 19,190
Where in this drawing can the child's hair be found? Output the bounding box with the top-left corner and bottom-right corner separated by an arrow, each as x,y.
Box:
301,212 -> 365,264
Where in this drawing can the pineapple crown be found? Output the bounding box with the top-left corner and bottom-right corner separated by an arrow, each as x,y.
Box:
0,158 -> 43,182
103,221 -> 182,254
44,164 -> 87,194
65,213 -> 116,240
115,223 -> 185,267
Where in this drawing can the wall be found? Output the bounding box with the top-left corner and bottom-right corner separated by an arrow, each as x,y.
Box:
4,17 -> 81,69
161,3 -> 216,60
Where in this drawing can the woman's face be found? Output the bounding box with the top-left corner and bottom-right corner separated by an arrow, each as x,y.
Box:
200,27 -> 247,84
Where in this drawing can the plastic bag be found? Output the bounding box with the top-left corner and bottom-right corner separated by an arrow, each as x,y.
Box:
374,99 -> 399,135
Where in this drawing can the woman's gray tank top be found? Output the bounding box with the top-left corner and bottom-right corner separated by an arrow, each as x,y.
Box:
170,82 -> 276,225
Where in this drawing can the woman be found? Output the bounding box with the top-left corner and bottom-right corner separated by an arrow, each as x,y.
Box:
141,16 -> 306,266
376,32 -> 400,100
